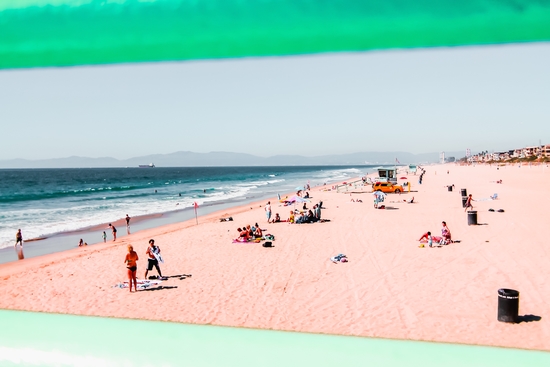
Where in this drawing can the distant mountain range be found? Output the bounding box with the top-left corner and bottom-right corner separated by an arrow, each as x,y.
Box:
0,150 -> 467,168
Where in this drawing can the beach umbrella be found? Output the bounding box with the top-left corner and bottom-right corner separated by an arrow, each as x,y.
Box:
295,186 -> 305,191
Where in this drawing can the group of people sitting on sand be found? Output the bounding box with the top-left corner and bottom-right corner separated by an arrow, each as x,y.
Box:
418,221 -> 453,247
291,203 -> 322,224
236,223 -> 263,241
270,202 -> 323,224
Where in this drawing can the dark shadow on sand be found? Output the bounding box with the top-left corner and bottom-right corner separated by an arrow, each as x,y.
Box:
149,274 -> 192,280
140,285 -> 178,292
516,314 -> 542,323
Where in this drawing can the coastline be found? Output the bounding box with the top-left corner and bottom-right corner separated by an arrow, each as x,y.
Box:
0,187 -> 310,264
1,164 -> 550,351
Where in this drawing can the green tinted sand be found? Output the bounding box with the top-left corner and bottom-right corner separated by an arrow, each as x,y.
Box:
1,310 -> 549,366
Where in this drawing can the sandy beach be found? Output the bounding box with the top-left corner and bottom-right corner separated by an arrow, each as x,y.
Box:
1,163 -> 549,351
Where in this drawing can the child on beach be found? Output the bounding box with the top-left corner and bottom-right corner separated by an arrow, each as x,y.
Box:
102,231 -> 107,243
78,238 -> 84,247
464,194 -> 474,212
125,245 -> 139,293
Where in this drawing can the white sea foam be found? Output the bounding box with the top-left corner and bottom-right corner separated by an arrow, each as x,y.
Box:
0,167 -> 369,250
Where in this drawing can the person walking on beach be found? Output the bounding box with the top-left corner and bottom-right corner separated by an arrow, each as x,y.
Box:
125,245 -> 139,293
125,214 -> 131,234
464,194 -> 474,212
15,229 -> 23,247
265,201 -> 272,223
102,231 -> 107,243
108,223 -> 117,241
144,239 -> 163,280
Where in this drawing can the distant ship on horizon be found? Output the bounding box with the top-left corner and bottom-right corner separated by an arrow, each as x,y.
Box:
138,163 -> 155,168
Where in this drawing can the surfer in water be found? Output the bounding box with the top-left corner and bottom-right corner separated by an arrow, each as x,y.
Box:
125,245 -> 139,293
144,239 -> 163,280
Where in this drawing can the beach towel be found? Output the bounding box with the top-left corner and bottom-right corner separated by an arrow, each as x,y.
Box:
330,254 -> 348,263
151,246 -> 164,263
114,279 -> 162,290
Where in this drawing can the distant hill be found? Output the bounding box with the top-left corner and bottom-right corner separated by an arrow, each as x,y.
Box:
0,150 -> 467,168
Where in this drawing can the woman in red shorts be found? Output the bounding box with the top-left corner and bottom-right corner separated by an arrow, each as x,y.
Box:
125,245 -> 139,293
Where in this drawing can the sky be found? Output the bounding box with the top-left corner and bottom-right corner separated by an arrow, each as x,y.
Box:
0,42 -> 549,161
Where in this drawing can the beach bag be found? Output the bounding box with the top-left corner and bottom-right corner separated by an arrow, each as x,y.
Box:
263,241 -> 273,247
265,234 -> 275,241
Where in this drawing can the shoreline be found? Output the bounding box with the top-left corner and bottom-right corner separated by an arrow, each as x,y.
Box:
2,164 -> 549,351
0,179 -> 339,265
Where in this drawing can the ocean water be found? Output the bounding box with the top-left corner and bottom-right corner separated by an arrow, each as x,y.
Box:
0,166 -> 374,249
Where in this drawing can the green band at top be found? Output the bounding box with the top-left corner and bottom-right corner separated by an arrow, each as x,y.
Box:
1,0 -> 550,69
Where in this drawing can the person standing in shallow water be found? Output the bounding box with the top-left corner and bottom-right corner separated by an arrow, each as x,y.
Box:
102,231 -> 107,243
125,245 -> 139,293
125,214 -> 131,234
15,229 -> 23,247
108,223 -> 117,241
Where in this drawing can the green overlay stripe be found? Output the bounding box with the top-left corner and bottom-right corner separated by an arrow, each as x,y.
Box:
1,310 -> 549,366
1,0 -> 550,69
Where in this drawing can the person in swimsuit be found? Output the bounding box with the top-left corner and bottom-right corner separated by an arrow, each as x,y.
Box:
102,231 -> 107,243
441,221 -> 452,244
125,245 -> 139,293
144,239 -> 163,279
15,229 -> 23,247
108,223 -> 117,241
78,238 -> 84,247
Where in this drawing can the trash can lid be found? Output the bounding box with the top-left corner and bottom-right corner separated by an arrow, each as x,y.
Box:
498,288 -> 519,298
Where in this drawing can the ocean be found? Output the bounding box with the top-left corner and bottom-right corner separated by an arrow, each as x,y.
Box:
0,166 -> 377,251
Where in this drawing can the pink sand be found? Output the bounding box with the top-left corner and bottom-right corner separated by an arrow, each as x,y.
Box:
1,163 -> 549,350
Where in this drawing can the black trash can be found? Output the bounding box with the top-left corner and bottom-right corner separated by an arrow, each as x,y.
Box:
467,210 -> 477,225
498,288 -> 519,323
461,188 -> 467,197
448,186 -> 453,192
462,196 -> 468,207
